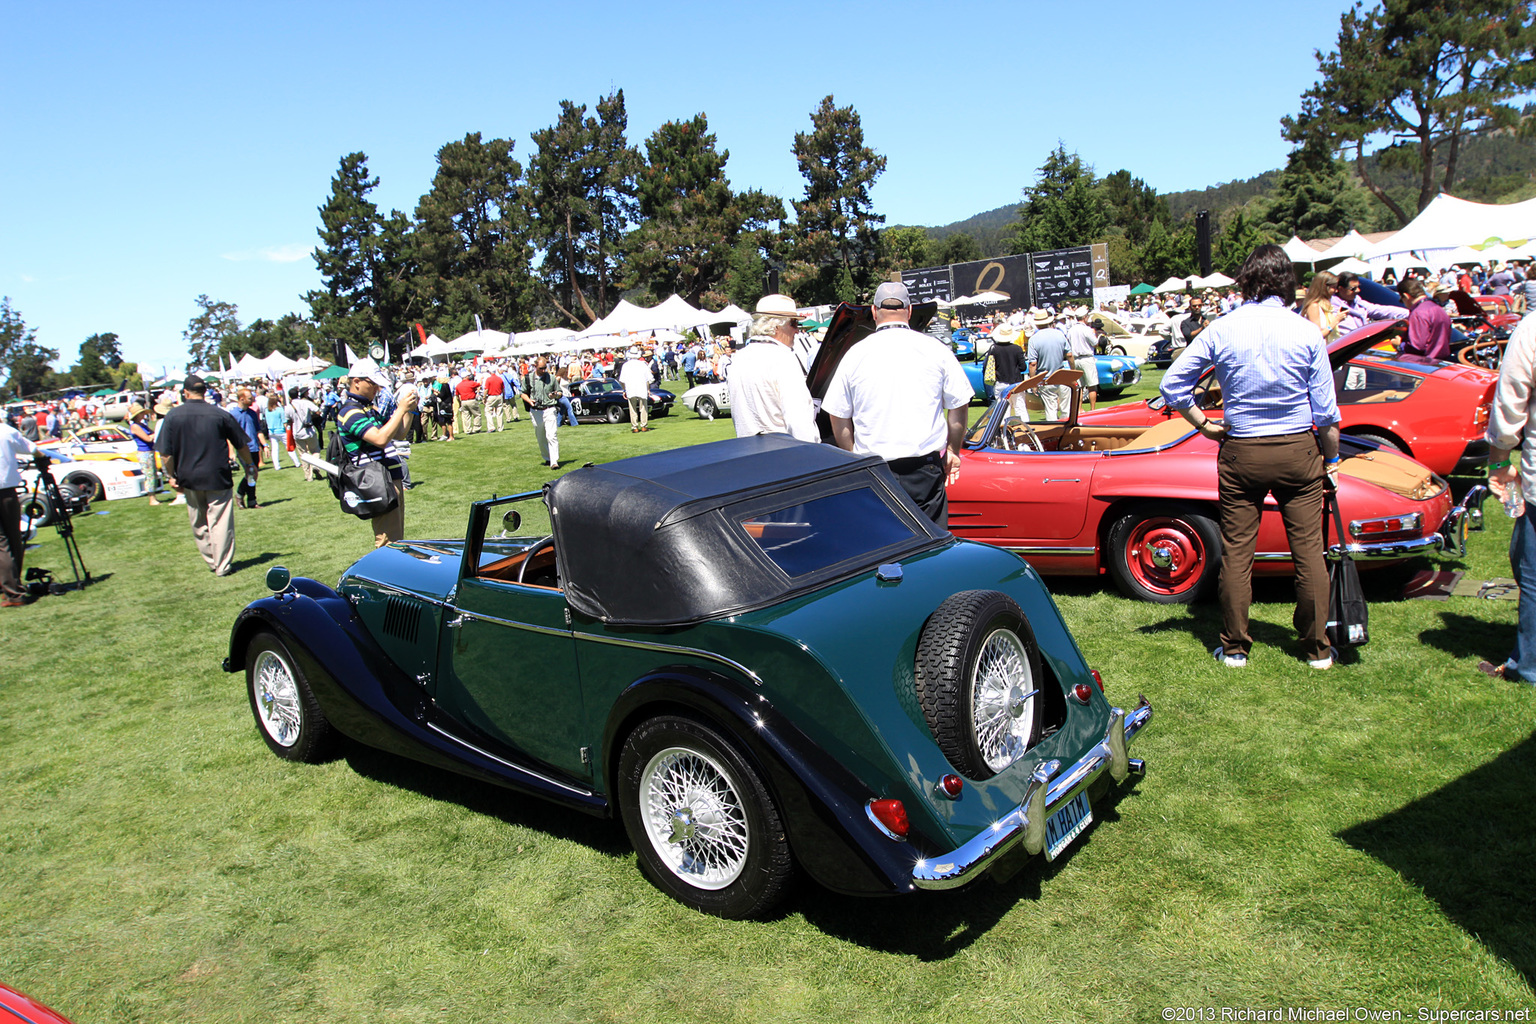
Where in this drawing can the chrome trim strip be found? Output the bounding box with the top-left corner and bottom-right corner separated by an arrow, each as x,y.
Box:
348,577 -> 455,609
572,631 -> 766,688
1005,546 -> 1097,557
424,721 -> 593,796
912,698 -> 1151,890
456,607 -> 572,639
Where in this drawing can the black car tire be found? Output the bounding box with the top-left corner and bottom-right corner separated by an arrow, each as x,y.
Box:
914,590 -> 1044,781
605,405 -> 626,424
1347,429 -> 1406,454
1106,503 -> 1221,604
695,396 -> 717,420
246,631 -> 336,763
617,714 -> 793,919
21,488 -> 55,527
62,470 -> 102,503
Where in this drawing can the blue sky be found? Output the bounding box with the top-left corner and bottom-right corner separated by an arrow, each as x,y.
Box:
3,0 -> 1352,373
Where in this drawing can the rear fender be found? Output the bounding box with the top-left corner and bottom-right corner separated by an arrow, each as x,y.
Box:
603,671 -> 921,897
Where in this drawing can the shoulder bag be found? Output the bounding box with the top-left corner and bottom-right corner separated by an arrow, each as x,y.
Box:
1324,488 -> 1369,648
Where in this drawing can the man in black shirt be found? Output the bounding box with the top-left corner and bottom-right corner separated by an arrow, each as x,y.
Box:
155,374 -> 255,576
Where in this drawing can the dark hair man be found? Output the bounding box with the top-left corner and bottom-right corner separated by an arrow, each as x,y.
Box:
154,374 -> 255,576
1160,244 -> 1342,670
1395,278 -> 1453,362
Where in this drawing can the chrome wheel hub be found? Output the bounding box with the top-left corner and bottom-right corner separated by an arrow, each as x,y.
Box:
1150,544 -> 1175,569
642,747 -> 749,889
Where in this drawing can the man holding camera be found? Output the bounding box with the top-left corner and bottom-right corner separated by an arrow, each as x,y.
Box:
0,416 -> 43,606
154,374 -> 255,577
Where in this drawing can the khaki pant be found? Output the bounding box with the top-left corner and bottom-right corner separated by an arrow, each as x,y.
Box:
1216,433 -> 1330,662
183,488 -> 236,575
1036,384 -> 1071,421
369,479 -> 406,548
628,395 -> 649,430
293,433 -> 320,480
457,398 -> 482,435
484,394 -> 504,431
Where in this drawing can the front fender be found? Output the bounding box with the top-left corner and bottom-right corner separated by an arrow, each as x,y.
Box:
603,670 -> 922,897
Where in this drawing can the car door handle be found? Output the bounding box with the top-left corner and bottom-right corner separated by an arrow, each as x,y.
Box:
446,613 -> 467,630
1042,478 -> 1082,484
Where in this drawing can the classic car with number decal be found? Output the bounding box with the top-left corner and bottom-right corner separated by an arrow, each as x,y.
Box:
946,373 -> 1487,603
227,435 -> 1151,918
570,377 -> 675,424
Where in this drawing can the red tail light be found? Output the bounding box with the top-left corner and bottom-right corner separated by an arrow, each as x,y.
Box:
937,774 -> 963,799
1090,669 -> 1105,692
869,798 -> 910,838
1073,683 -> 1093,704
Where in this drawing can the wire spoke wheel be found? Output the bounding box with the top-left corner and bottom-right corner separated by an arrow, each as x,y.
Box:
970,628 -> 1036,774
618,715 -> 793,918
252,649 -> 302,748
641,746 -> 750,889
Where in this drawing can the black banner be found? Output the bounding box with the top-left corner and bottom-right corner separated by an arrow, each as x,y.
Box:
951,255 -> 1031,308
1029,246 -> 1094,308
900,265 -> 954,305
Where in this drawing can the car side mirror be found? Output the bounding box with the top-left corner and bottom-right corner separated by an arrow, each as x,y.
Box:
499,509 -> 522,537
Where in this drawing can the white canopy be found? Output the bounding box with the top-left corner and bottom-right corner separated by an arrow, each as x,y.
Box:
1153,276 -> 1195,294
1192,272 -> 1235,289
1329,257 -> 1374,276
709,303 -> 752,324
1477,242 -> 1535,263
444,329 -> 508,354
406,333 -> 453,361
654,294 -> 703,324
1311,229 -> 1373,262
1361,193 -> 1536,260
1282,235 -> 1323,264
951,290 -> 1010,306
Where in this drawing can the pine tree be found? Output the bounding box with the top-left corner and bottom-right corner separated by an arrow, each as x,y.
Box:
412,133 -> 534,337
183,295 -> 241,370
624,114 -> 785,306
1007,144 -> 1108,254
306,153 -> 385,355
0,298 -> 57,401
789,95 -> 887,304
1261,139 -> 1373,240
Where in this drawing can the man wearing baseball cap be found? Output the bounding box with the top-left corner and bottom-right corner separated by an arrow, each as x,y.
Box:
823,281 -> 972,526
154,374 -> 256,576
338,359 -> 417,547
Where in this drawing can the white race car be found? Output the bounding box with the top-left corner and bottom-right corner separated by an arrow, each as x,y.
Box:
679,382 -> 731,420
20,449 -> 150,522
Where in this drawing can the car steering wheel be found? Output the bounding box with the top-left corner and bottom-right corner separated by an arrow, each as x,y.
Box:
1023,428 -> 1044,452
517,535 -> 556,585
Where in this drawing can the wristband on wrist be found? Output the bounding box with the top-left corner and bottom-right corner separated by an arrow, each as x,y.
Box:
1325,457 -> 1341,465
1490,459 -> 1512,470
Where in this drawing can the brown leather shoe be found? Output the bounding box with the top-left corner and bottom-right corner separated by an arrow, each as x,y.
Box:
1477,660 -> 1508,680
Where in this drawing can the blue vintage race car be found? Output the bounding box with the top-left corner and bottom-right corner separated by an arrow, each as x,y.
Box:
227,435 -> 1151,918
960,351 -> 1143,401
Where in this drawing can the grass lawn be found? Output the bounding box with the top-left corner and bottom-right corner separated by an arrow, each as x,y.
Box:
3,379 -> 1533,1023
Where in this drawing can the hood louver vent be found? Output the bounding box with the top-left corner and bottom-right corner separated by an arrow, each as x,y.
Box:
382,595 -> 422,643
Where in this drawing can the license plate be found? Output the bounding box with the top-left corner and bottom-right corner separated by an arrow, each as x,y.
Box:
105,481 -> 138,499
1044,791 -> 1093,861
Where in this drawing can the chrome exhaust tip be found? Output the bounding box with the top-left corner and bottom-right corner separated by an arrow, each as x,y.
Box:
1127,758 -> 1146,776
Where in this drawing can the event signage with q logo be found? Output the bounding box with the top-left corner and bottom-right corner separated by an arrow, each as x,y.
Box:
1029,246 -> 1094,308
951,255 -> 1032,306
899,265 -> 954,305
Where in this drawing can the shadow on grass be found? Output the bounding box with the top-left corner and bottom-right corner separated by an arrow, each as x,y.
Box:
1418,609 -> 1515,662
339,739 -> 628,857
229,551 -> 288,574
796,780 -> 1143,959
1337,732 -> 1536,988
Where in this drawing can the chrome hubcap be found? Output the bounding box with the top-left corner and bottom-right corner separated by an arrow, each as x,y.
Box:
972,628 -> 1036,773
252,650 -> 301,747
642,747 -> 749,889
1150,544 -> 1175,569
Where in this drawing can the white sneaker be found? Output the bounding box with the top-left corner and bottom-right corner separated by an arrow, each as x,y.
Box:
1309,647 -> 1338,670
1213,645 -> 1248,668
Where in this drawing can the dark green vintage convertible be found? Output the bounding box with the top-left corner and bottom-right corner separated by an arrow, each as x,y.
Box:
227,434 -> 1151,918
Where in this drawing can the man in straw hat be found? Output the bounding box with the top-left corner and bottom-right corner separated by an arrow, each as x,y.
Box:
728,294 -> 818,442
823,281 -> 972,526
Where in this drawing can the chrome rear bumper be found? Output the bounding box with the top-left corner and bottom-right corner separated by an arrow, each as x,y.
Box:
1327,484 -> 1488,561
912,697 -> 1152,890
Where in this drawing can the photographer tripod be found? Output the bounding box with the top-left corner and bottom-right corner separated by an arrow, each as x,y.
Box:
23,457 -> 92,592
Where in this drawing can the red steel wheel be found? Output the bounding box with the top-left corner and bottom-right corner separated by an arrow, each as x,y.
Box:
1107,505 -> 1221,604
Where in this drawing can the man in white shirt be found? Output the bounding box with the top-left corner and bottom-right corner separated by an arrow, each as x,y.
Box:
619,347 -> 655,432
1,417 -> 42,606
823,281 -> 973,526
1064,306 -> 1101,411
729,295 -> 819,443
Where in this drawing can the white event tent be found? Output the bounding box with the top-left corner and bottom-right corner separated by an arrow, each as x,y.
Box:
1310,229 -> 1373,263
1281,235 -> 1324,265
1153,276 -> 1195,294
1362,193 -> 1536,261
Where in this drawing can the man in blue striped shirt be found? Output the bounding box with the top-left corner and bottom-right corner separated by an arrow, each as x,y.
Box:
1161,244 -> 1342,670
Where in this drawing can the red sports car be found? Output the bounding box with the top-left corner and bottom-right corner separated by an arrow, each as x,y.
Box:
948,372 -> 1487,603
1078,319 -> 1498,478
